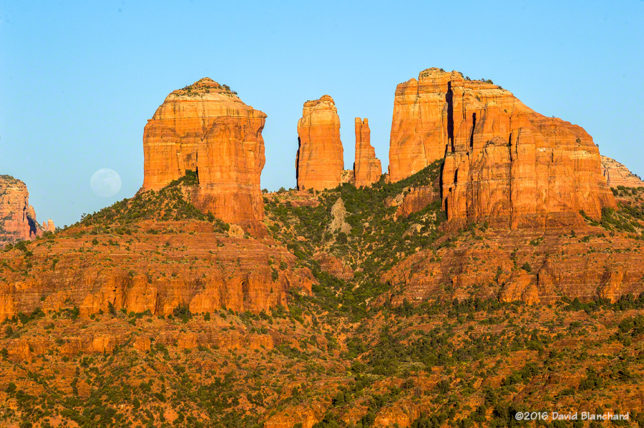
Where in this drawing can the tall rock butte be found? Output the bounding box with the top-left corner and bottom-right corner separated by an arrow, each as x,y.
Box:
388,68 -> 615,228
142,78 -> 266,229
601,156 -> 644,188
388,70 -> 454,182
296,95 -> 344,191
353,118 -> 382,187
0,175 -> 52,245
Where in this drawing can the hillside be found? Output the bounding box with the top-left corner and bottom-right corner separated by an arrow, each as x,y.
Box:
0,166 -> 642,426
1,69 -> 643,427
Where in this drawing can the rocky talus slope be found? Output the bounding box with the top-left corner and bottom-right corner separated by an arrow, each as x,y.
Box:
1,163 -> 640,427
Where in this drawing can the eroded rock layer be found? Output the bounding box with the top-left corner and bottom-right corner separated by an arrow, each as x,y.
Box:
0,175 -> 49,245
601,155 -> 643,188
142,78 -> 266,228
0,220 -> 313,322
388,68 -> 615,228
353,118 -> 382,187
296,95 -> 344,191
384,227 -> 643,306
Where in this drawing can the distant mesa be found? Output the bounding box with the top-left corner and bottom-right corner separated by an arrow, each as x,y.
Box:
296,95 -> 345,191
388,67 -> 615,228
601,155 -> 644,188
0,175 -> 54,245
141,77 -> 266,231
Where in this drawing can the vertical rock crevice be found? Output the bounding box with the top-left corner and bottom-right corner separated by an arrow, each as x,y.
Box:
446,81 -> 454,151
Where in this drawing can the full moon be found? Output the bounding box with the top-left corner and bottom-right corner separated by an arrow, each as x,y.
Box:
90,168 -> 122,198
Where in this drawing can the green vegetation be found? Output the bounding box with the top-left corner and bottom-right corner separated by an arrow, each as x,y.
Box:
579,192 -> 644,238
178,80 -> 237,97
269,163 -> 443,266
78,171 -> 229,233
265,161 -> 445,320
600,207 -> 638,233
1,157 -> 643,426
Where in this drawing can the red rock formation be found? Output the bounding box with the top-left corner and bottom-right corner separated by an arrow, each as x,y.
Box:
0,219 -> 314,322
384,228 -> 644,306
395,186 -> 437,218
388,68 -> 615,228
0,175 -> 44,244
42,219 -> 55,233
353,118 -> 382,187
296,95 -> 344,191
388,70 -> 454,182
313,252 -> 354,280
601,156 -> 644,188
142,78 -> 266,229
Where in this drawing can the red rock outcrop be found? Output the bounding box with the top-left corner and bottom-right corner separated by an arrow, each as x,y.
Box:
0,219 -> 314,322
353,118 -> 382,187
142,78 -> 266,229
42,219 -> 55,233
395,186 -> 437,218
313,252 -> 354,280
601,156 -> 643,188
296,95 -> 344,191
0,175 -> 45,245
384,228 -> 644,306
388,68 -> 615,228
388,70 -> 454,182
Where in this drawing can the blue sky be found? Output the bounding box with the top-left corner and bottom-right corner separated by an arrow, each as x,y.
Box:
1,0 -> 642,226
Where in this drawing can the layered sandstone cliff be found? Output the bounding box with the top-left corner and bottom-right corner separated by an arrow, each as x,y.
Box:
353,118 -> 381,187
384,227 -> 643,306
296,95 -> 344,191
142,78 -> 266,229
601,156 -> 643,188
0,219 -> 314,322
388,68 -> 615,228
388,70 -> 454,182
0,175 -> 51,245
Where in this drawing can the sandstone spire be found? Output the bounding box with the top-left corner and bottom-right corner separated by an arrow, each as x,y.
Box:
43,219 -> 55,233
296,95 -> 344,191
353,118 -> 381,187
142,78 -> 266,229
